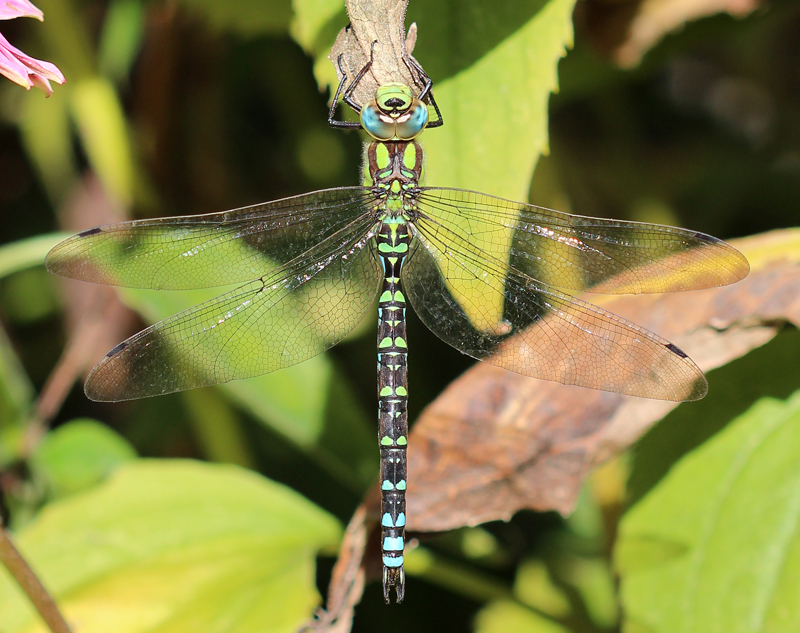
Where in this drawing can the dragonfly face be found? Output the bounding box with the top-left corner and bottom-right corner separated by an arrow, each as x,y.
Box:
360,83 -> 429,141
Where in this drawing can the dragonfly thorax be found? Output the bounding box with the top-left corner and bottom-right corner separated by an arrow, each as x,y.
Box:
361,83 -> 428,141
365,141 -> 423,217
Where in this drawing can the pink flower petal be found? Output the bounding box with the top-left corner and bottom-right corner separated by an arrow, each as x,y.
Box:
0,0 -> 43,21
0,37 -> 33,87
29,71 -> 52,95
0,30 -> 64,94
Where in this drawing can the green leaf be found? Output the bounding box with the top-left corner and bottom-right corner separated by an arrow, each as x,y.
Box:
551,554 -> 618,628
0,267 -> 59,323
0,234 -> 67,280
617,390 -> 800,633
18,71 -> 78,204
182,389 -> 255,468
514,559 -> 571,618
475,600 -> 570,633
411,0 -> 576,325
0,460 -> 340,633
70,78 -> 136,206
0,325 -> 35,465
291,0 -> 345,55
409,0 -> 575,197
98,0 -> 145,84
29,419 -> 137,499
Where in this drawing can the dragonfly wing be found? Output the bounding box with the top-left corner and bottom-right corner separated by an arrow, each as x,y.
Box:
86,217 -> 381,401
46,187 -> 376,290
404,216 -> 707,402
415,188 -> 748,294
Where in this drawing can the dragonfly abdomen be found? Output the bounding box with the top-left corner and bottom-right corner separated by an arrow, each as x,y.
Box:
376,215 -> 410,604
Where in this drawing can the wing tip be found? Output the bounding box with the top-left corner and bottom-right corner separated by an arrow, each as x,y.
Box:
44,232 -> 91,278
682,375 -> 709,402
701,234 -> 750,285
663,342 -> 708,402
43,239 -> 68,275
730,248 -> 751,283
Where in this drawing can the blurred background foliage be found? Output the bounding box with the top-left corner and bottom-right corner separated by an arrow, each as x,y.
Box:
0,0 -> 799,631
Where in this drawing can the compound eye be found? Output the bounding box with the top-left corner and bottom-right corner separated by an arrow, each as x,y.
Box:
394,99 -> 428,140
361,102 -> 395,140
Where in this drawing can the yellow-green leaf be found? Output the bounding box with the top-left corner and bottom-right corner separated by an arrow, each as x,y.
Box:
0,460 -> 341,633
29,419 -> 137,499
617,391 -> 800,633
475,600 -> 570,633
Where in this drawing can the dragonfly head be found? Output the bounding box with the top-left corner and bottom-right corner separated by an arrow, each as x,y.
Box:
361,83 -> 428,141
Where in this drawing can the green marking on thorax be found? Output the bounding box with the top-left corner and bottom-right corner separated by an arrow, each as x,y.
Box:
376,143 -> 390,169
403,144 -> 417,170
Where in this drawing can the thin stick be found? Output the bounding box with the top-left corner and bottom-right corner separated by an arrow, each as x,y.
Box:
0,521 -> 72,633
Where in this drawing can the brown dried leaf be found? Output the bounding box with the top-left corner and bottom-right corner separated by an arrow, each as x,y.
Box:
407,229 -> 800,531
328,0 -> 423,110
578,0 -> 761,68
300,505 -> 369,633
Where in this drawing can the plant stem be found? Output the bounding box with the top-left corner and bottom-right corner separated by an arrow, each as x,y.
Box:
0,521 -> 72,633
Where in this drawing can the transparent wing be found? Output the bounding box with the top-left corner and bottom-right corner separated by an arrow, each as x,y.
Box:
404,213 -> 708,402
414,189 -> 749,294
85,216 -> 382,401
46,187 -> 376,290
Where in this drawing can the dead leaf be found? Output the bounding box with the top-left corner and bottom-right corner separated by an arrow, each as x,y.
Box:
577,0 -> 761,68
407,229 -> 800,531
328,0 -> 427,110
299,505 -> 369,633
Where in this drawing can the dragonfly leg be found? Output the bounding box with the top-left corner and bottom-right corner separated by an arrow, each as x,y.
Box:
342,40 -> 377,113
328,53 -> 363,129
404,56 -> 444,129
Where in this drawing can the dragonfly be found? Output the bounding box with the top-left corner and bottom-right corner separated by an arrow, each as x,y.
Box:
46,49 -> 749,604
